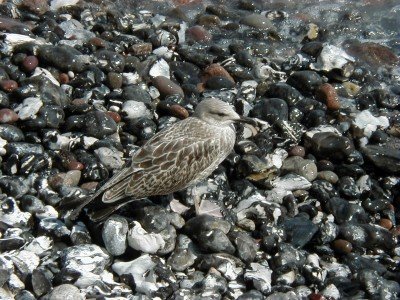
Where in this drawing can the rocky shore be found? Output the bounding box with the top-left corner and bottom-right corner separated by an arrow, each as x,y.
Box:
0,0 -> 399,299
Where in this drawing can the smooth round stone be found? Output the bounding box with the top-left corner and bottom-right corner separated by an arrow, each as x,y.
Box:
58,73 -> 69,84
317,171 -> 339,184
235,50 -> 254,68
152,76 -> 184,98
202,63 -> 235,83
379,218 -> 393,230
287,71 -> 323,96
186,25 -> 212,42
158,102 -> 189,119
0,79 -> 18,92
48,284 -> 84,300
281,156 -> 318,182
288,145 -> 305,157
240,13 -> 276,30
107,72 -> 123,89
0,109 -> 18,123
332,239 -> 353,254
266,82 -> 303,106
106,111 -> 121,123
315,83 -> 340,110
102,215 -> 129,256
205,76 -> 235,90
317,160 -> 334,171
22,56 -> 39,73
197,14 -> 221,27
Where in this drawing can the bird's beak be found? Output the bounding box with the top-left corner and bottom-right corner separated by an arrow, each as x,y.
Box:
235,116 -> 257,126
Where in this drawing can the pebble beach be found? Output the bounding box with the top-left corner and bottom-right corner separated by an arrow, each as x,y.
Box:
0,0 -> 399,299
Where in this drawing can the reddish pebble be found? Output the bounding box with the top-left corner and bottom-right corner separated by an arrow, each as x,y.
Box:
89,37 -> 106,47
379,218 -> 393,230
202,63 -> 235,84
332,239 -> 353,254
309,293 -> 326,300
152,76 -> 184,98
0,79 -> 18,92
170,104 -> 189,119
106,111 -> 121,123
186,25 -> 212,42
67,161 -> 84,171
59,73 -> 69,84
288,145 -> 305,157
315,83 -> 340,111
22,55 -> 39,72
0,108 -> 19,123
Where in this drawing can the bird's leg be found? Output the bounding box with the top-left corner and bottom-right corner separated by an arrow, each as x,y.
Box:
187,185 -> 201,215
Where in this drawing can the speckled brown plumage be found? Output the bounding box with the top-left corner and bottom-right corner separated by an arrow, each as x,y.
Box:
63,98 -> 252,221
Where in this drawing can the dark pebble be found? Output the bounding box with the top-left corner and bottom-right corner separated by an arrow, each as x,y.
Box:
205,76 -> 235,90
286,71 -> 323,96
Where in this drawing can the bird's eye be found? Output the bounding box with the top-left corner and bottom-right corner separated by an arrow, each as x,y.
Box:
217,113 -> 226,117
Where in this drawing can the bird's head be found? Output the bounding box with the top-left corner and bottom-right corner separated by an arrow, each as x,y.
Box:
193,98 -> 255,127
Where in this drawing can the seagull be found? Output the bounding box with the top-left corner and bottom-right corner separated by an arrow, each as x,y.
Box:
60,98 -> 255,222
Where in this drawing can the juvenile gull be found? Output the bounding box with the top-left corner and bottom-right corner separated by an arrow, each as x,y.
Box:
62,98 -> 254,221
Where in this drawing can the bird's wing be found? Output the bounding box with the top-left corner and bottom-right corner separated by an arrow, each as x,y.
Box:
102,133 -> 220,202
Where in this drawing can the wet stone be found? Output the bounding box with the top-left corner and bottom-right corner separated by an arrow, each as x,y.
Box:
286,71 -> 323,96
0,79 -> 18,92
15,76 -> 70,107
250,98 -> 288,124
0,124 -> 24,142
361,145 -> 400,174
315,83 -> 340,111
339,223 -> 396,250
338,176 -> 360,199
186,25 -> 212,42
332,239 -> 353,254
122,85 -> 152,103
281,156 -> 318,182
240,13 -> 276,30
22,55 -> 39,72
152,76 -> 185,98
317,170 -> 339,184
304,130 -> 353,160
326,197 -> 367,224
37,45 -> 88,72
205,76 -> 235,90
83,111 -> 118,139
